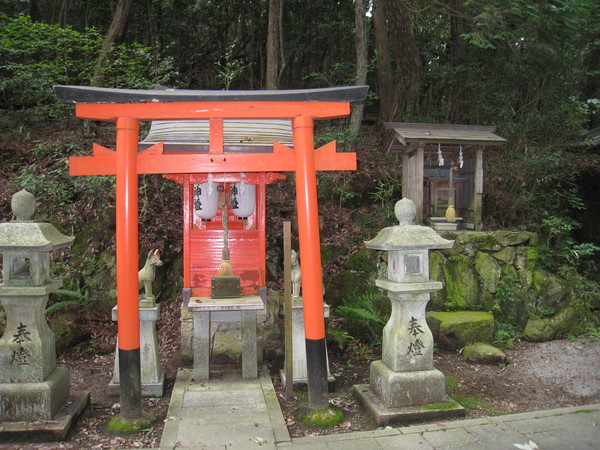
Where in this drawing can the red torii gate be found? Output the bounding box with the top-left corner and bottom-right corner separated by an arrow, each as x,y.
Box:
54,85 -> 368,419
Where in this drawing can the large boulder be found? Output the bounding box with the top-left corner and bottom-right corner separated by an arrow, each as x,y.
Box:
426,311 -> 495,350
463,343 -> 507,365
523,296 -> 598,342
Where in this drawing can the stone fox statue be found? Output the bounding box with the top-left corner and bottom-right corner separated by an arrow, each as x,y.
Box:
291,249 -> 301,299
139,249 -> 163,300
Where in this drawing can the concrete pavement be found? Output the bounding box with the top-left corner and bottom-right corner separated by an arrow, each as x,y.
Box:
160,369 -> 600,449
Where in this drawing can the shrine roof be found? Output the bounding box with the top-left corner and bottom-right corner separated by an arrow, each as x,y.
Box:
54,85 -> 369,104
140,119 -> 293,153
384,122 -> 507,152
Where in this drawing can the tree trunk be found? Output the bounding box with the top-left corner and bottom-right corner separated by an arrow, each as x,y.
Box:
350,0 -> 369,137
92,0 -> 133,87
372,0 -> 395,122
266,0 -> 283,89
385,0 -> 422,117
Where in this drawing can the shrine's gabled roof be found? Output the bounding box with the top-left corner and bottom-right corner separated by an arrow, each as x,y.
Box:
54,85 -> 369,104
384,122 -> 506,152
140,119 -> 293,153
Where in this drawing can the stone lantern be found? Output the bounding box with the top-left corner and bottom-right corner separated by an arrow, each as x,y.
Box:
0,190 -> 88,438
353,198 -> 464,425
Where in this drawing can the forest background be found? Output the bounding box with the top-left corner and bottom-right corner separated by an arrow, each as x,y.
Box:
1,0 -> 600,347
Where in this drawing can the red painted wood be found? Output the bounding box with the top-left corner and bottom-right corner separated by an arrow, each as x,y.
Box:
69,142 -> 356,176
115,117 -> 140,350
75,101 -> 350,121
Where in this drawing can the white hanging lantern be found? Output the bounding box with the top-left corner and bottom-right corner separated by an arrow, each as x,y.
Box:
194,175 -> 219,219
231,174 -> 256,218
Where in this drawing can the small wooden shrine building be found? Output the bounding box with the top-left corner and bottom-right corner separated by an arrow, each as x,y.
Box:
384,123 -> 507,230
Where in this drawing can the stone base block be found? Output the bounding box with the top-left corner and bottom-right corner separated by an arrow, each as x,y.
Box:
353,384 -> 465,426
279,370 -> 336,389
370,360 -> 446,408
0,390 -> 89,442
0,367 -> 70,421
108,371 -> 165,398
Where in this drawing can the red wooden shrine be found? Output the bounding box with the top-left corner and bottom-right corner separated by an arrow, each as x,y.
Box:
165,171 -> 285,297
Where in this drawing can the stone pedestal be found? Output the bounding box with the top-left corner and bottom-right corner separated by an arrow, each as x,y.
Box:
109,304 -> 165,397
0,291 -> 70,421
280,297 -> 334,386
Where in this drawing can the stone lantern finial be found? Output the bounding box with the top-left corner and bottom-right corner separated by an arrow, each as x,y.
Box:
395,198 -> 416,226
11,189 -> 36,222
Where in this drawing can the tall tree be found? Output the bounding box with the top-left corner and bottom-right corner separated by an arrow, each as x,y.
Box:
373,0 -> 422,121
92,0 -> 133,86
349,0 -> 369,136
266,0 -> 284,89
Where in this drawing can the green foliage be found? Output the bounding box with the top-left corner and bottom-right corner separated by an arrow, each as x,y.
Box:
332,290 -> 389,347
215,43 -> 251,90
494,322 -> 521,349
0,14 -> 176,117
493,274 -> 534,326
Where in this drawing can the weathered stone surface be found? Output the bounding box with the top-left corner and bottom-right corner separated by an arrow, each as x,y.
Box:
494,231 -> 533,247
492,247 -> 516,265
442,255 -> 480,309
532,269 -> 566,311
524,299 -> 598,342
474,252 -> 501,293
463,343 -> 507,364
429,251 -> 447,310
426,311 -> 495,350
370,361 -> 446,408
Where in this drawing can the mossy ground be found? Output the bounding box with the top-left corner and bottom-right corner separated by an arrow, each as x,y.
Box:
295,405 -> 345,427
107,411 -> 155,434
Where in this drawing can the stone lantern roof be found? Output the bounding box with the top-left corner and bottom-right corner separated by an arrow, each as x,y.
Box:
0,189 -> 74,251
365,198 -> 454,250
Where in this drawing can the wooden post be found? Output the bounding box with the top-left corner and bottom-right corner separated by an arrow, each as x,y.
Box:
402,143 -> 424,224
474,147 -> 483,231
283,221 -> 293,400
292,115 -> 328,409
115,117 -> 142,419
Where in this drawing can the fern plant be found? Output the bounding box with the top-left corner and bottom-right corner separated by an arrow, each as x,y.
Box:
333,290 -> 390,346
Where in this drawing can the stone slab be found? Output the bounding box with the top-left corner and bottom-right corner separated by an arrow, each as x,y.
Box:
0,390 -> 89,442
353,384 -> 465,427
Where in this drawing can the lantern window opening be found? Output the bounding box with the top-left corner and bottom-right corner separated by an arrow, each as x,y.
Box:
11,257 -> 31,278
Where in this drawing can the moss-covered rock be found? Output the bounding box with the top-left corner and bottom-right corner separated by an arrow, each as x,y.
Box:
492,247 -> 516,265
532,269 -> 566,314
442,255 -> 480,309
494,231 -> 533,247
429,251 -> 447,310
49,311 -> 90,349
474,252 -> 501,293
426,311 -> 495,350
523,295 -> 599,342
463,343 -> 507,364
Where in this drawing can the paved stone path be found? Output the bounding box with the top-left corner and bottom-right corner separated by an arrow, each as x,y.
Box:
160,369 -> 600,449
